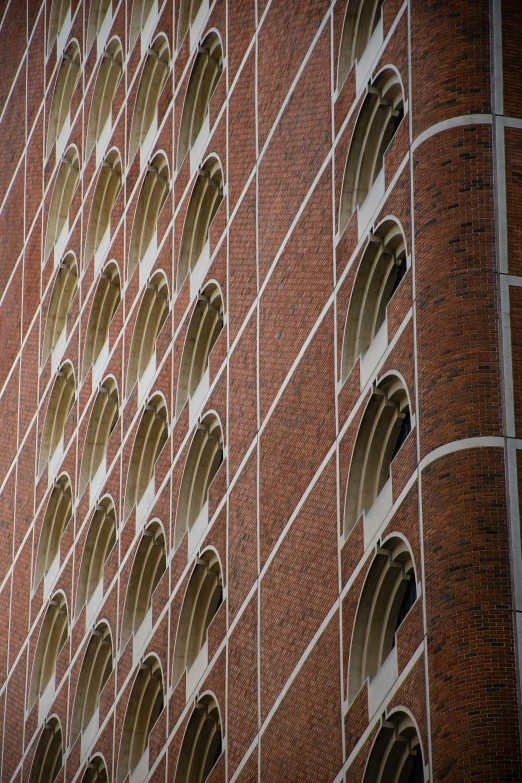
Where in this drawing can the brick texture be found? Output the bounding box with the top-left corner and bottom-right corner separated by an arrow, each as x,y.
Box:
0,1 -> 520,782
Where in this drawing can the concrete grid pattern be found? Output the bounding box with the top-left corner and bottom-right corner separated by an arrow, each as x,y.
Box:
0,0 -> 522,781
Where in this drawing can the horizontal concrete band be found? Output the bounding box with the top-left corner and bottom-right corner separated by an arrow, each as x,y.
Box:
419,435 -> 505,472
411,114 -> 493,154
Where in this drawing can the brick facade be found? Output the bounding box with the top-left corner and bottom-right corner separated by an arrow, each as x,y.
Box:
0,0 -> 521,781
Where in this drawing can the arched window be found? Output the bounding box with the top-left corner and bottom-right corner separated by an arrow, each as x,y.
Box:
176,282 -> 223,417
348,536 -> 417,703
34,474 -> 72,589
121,520 -> 166,648
174,411 -> 223,548
177,31 -> 223,170
177,0 -> 205,47
341,220 -> 407,380
130,0 -> 156,51
44,145 -> 80,260
81,756 -> 108,783
82,261 -> 121,379
363,711 -> 424,783
75,497 -> 116,618
39,361 -> 76,474
29,593 -> 68,708
29,718 -> 63,783
128,153 -> 170,278
47,40 -> 81,156
116,656 -> 164,783
127,271 -> 169,395
174,694 -> 222,783
344,375 -> 411,537
128,35 -> 170,162
84,149 -> 122,269
124,394 -> 168,519
173,549 -> 222,683
339,69 -> 404,234
86,38 -> 123,155
71,622 -> 113,743
338,0 -> 384,88
87,0 -> 112,52
47,0 -> 70,53
79,377 -> 119,495
42,251 -> 78,363
177,155 -> 223,291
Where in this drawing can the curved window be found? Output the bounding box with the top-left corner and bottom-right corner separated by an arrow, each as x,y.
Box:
127,271 -> 169,394
176,282 -> 223,417
71,622 -> 113,741
29,717 -> 63,783
84,149 -> 122,268
339,69 -> 404,234
116,656 -> 164,783
43,251 -> 78,363
174,411 -> 223,548
173,549 -> 222,683
128,152 -> 170,278
79,377 -> 119,495
177,31 -> 223,170
39,361 -> 75,473
121,520 -> 166,648
177,155 -> 223,291
174,694 -> 222,783
87,0 -> 112,52
34,474 -> 72,588
341,220 -> 407,379
338,0 -> 384,87
82,261 -> 121,379
47,0 -> 70,52
124,394 -> 168,518
75,497 -> 116,617
44,145 -> 80,260
344,375 -> 410,536
47,41 -> 81,156
86,38 -> 123,155
81,756 -> 108,783
130,0 -> 156,50
177,0 -> 204,47
128,35 -> 170,162
364,710 -> 424,783
348,537 -> 416,703
29,593 -> 68,707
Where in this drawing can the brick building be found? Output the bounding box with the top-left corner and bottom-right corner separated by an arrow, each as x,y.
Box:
0,0 -> 521,780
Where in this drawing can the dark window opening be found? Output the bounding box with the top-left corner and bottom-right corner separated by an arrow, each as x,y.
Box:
392,411 -> 411,460
394,576 -> 417,638
406,751 -> 424,783
390,256 -> 408,297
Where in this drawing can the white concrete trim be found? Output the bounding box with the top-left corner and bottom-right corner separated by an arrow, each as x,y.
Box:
411,114 -> 493,154
494,120 -> 508,275
503,117 -> 522,130
330,3 -> 346,761
504,275 -> 522,288
255,18 -> 262,780
500,275 -> 516,438
407,0 -> 431,771
507,439 -> 522,611
491,0 -> 504,116
419,436 -> 505,472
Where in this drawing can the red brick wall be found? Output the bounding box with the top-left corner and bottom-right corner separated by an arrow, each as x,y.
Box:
0,1 -> 521,781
